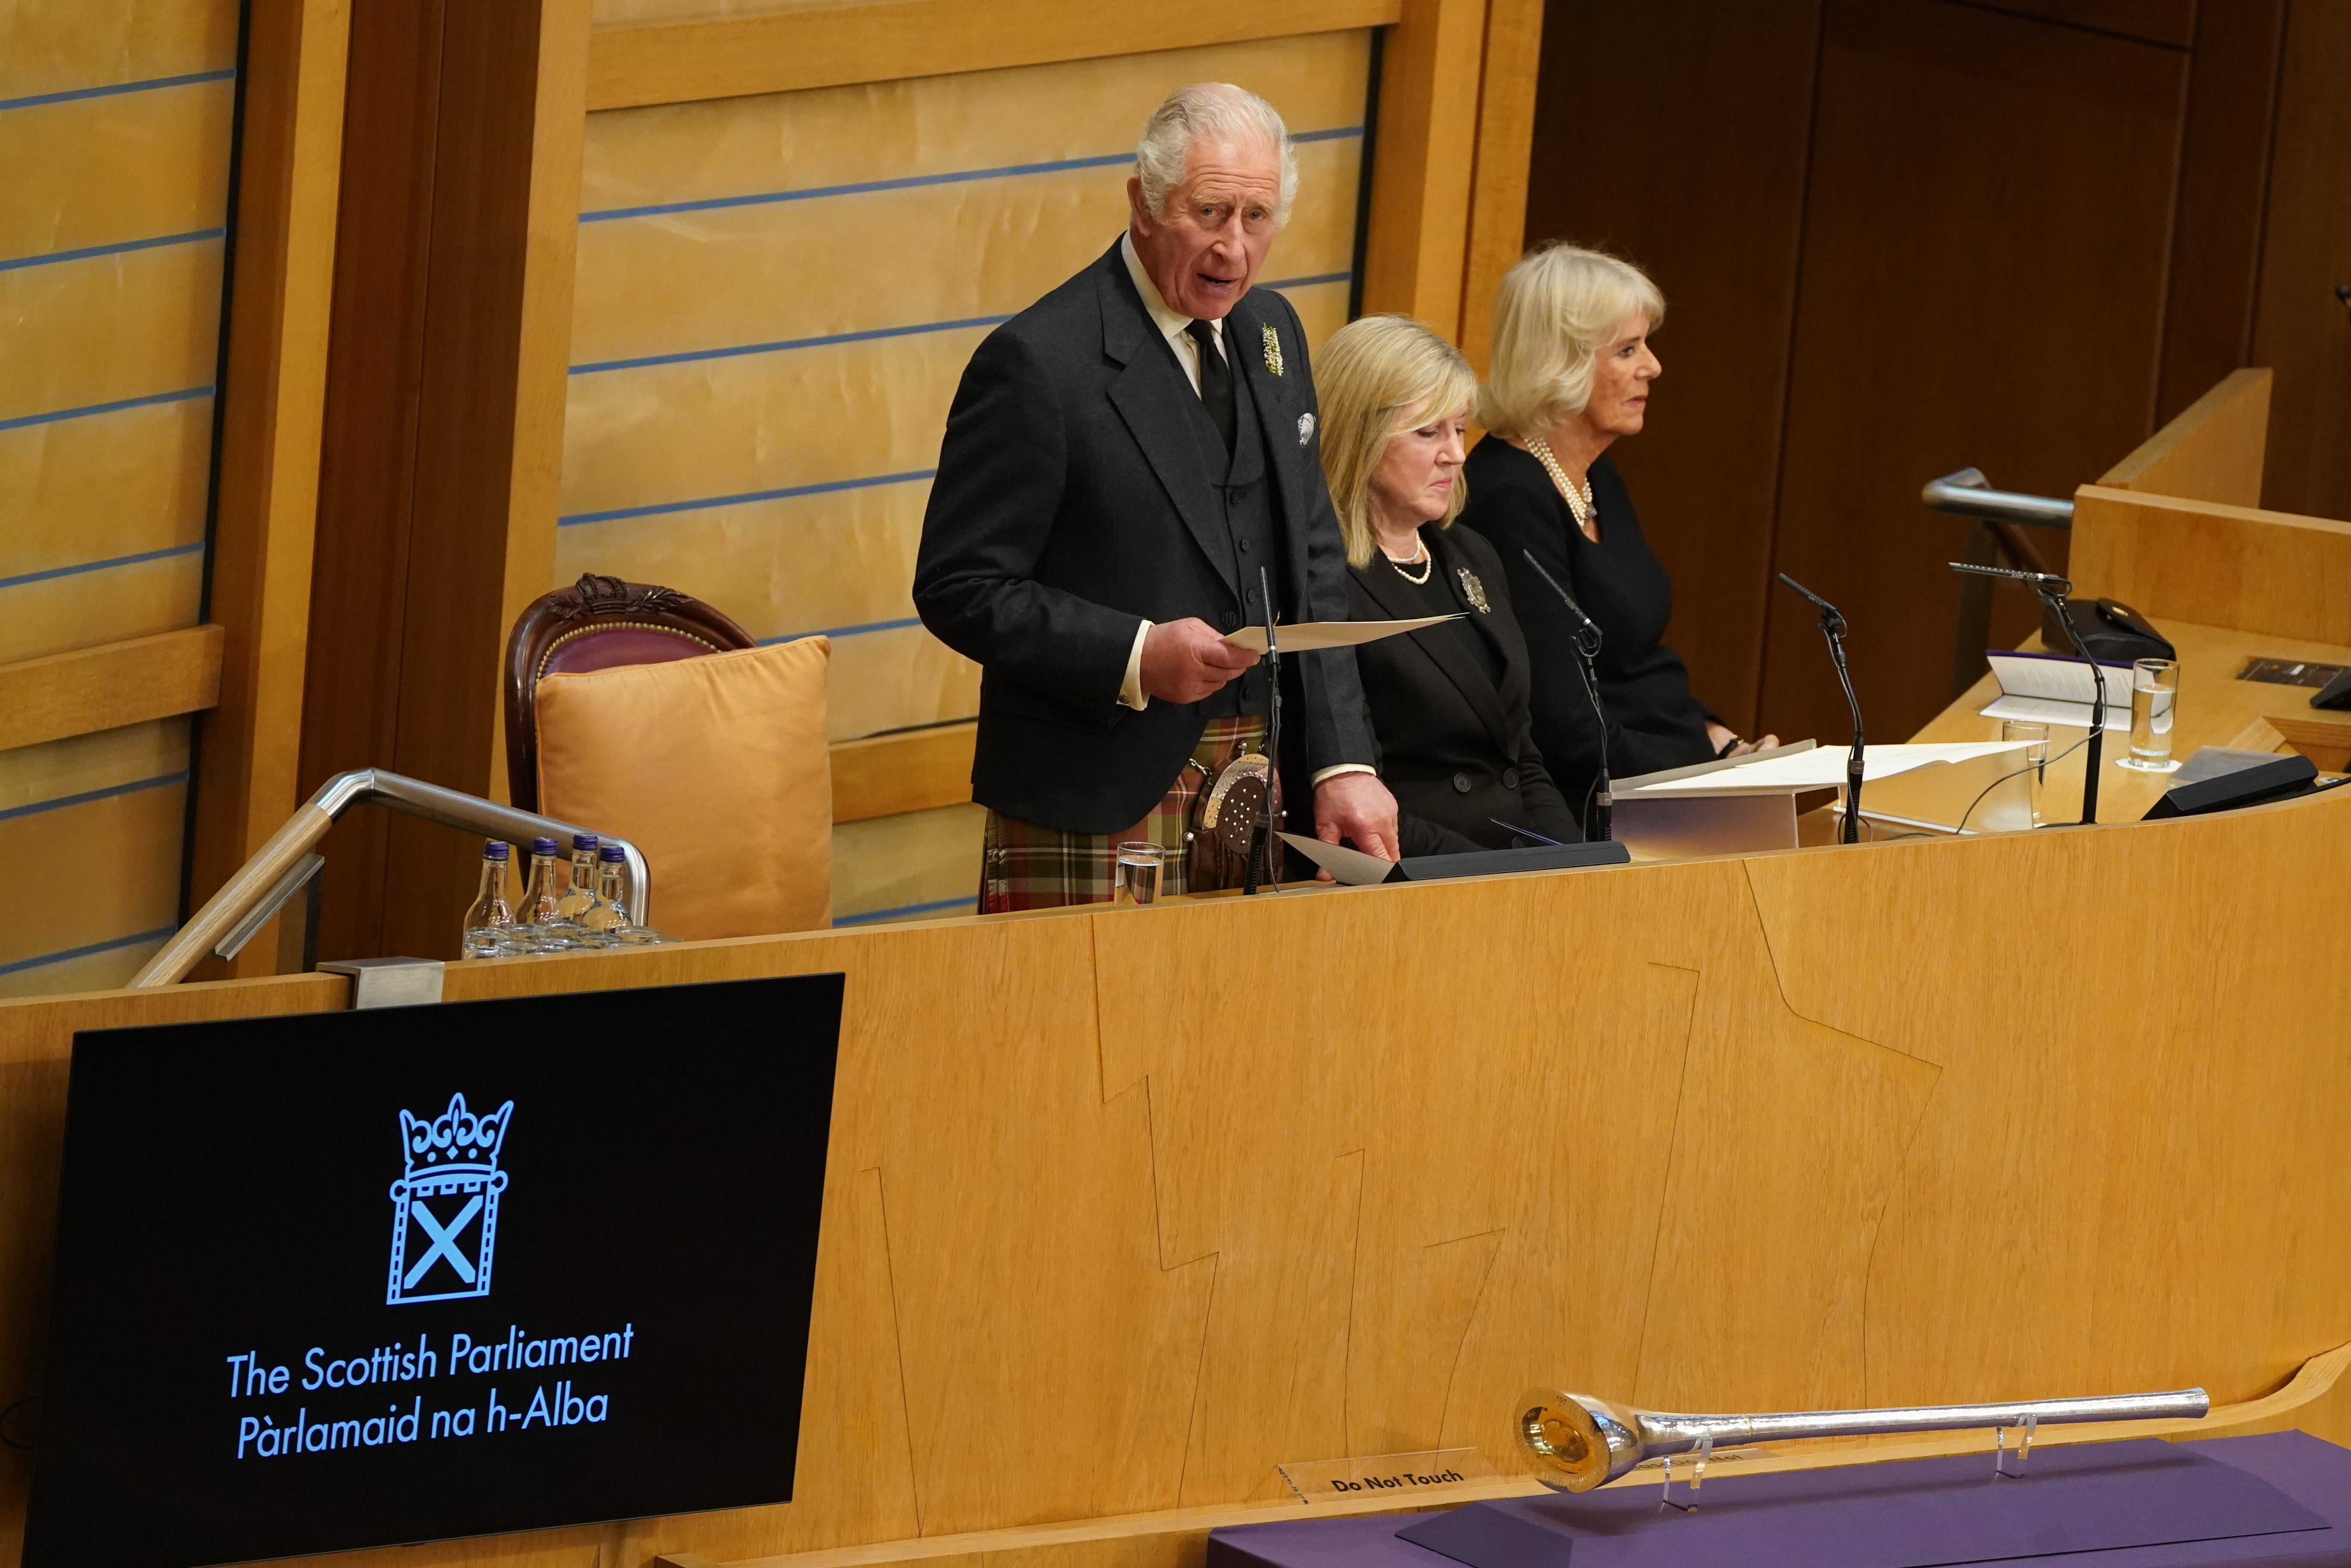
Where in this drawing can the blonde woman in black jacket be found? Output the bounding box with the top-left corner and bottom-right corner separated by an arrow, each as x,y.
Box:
1316,315 -> 1584,856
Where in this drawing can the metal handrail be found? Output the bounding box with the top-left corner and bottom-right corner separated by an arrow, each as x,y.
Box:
1921,467 -> 2074,528
131,769 -> 651,987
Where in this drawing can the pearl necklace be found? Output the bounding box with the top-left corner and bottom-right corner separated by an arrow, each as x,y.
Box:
1381,535 -> 1433,585
1526,436 -> 1598,537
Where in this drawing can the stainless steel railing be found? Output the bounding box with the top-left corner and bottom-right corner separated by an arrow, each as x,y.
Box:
1921,467 -> 2075,528
1925,469 -> 2077,698
130,769 -> 650,986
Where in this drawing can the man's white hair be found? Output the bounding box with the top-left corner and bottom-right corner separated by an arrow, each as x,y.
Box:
1134,83 -> 1297,228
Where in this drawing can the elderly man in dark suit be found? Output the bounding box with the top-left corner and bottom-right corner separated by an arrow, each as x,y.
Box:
915,82 -> 1398,910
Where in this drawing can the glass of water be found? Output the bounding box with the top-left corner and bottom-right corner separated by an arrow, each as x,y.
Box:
2121,658 -> 2180,772
2000,719 -> 2051,824
1116,841 -> 1164,906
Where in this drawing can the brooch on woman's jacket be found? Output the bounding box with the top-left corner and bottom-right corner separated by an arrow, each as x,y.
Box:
1458,568 -> 1492,613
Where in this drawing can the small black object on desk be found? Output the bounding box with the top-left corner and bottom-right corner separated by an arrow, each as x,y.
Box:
1381,841 -> 1629,882
1775,573 -> 1865,842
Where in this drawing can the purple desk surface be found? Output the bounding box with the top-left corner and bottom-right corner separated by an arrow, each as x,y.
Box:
1207,1435 -> 2351,1568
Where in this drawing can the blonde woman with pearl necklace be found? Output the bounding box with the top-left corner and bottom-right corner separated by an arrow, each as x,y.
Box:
1460,244 -> 1777,818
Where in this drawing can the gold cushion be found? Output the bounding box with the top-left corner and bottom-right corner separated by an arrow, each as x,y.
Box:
535,637 -> 832,939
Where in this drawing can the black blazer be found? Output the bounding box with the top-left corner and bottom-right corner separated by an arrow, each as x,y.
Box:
914,241 -> 1376,833
1346,523 -> 1583,856
1458,440 -> 1718,810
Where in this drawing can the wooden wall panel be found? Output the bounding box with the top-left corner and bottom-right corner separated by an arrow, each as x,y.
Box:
1758,0 -> 2185,747
190,0 -> 351,978
2251,0 -> 2351,526
2153,0 -> 2286,425
1520,0 -> 1821,737
299,0 -> 449,962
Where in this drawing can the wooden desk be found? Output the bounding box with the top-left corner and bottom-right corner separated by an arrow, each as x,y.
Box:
1909,619 -> 2351,821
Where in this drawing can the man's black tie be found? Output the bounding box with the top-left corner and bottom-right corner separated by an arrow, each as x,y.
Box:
1185,318 -> 1236,456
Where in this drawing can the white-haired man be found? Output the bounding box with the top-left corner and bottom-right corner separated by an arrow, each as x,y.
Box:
916,83 -> 1399,910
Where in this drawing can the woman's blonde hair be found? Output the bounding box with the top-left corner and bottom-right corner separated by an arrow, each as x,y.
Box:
1316,315 -> 1480,568
1479,242 -> 1665,439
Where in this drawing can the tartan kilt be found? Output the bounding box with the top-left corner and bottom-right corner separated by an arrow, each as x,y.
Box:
980,714 -> 1276,913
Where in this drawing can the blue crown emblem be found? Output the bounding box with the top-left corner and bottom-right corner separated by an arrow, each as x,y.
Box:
387,1093 -> 513,1306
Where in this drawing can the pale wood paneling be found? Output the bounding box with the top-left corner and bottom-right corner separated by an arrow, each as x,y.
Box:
1454,0 -> 1542,375
830,725 -> 976,824
0,625 -> 222,753
11,770 -> 2351,1564
192,0 -> 353,978
2097,367 -> 2271,507
2069,485 -> 2351,644
1358,0 -> 1487,336
585,0 -> 1402,112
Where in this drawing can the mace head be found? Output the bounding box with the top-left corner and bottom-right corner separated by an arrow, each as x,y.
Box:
1515,1388 -> 1643,1492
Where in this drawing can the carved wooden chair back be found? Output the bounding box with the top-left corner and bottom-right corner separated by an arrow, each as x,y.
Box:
503,573 -> 757,811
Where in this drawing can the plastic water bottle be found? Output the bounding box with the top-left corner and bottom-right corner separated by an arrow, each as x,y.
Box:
511,836 -> 586,952
588,844 -> 664,945
555,833 -> 604,924
460,840 -> 515,958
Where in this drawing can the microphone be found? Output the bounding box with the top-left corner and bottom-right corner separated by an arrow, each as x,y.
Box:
1518,551 -> 1603,658
1774,573 -> 1866,844
1521,550 -> 1611,840
1945,559 -> 2102,823
1245,563 -> 1282,894
1948,560 -> 2073,594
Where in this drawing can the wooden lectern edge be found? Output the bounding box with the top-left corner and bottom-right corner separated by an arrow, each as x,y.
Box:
669,1345 -> 2349,1568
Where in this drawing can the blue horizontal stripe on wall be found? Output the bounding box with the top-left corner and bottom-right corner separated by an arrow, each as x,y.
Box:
0,925 -> 178,980
567,271 -> 1354,377
558,469 -> 935,527
578,125 -> 1365,225
760,616 -> 923,645
0,385 -> 212,434
0,772 -> 188,826
834,896 -> 973,927
0,541 -> 205,592
0,227 -> 226,274
0,68 -> 235,115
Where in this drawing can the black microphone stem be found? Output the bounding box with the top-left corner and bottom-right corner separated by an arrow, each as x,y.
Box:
1245,565 -> 1282,894
1521,550 -> 1612,841
1776,573 -> 1865,843
2038,585 -> 2102,824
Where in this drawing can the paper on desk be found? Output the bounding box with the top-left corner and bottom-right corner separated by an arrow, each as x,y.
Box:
1980,650 -> 2134,730
1225,616 -> 1459,654
1623,742 -> 2028,794
1980,694 -> 2132,732
1278,832 -> 1396,885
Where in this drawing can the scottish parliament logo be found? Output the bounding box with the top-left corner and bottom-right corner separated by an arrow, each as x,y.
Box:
387,1094 -> 513,1306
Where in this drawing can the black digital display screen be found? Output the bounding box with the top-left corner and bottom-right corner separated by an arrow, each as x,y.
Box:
24,973 -> 842,1568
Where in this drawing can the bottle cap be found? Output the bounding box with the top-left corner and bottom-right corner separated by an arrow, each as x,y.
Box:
483,840 -> 510,860
572,833 -> 599,851
533,836 -> 558,854
599,844 -> 627,862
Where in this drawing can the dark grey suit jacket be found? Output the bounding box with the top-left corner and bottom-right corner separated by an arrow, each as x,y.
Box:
914,240 -> 1377,832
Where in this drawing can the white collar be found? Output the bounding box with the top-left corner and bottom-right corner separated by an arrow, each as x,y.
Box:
1121,231 -> 1221,347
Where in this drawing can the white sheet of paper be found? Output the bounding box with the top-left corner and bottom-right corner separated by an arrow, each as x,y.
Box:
1277,831 -> 1397,885
1980,693 -> 2133,732
1624,742 -> 2028,795
1225,616 -> 1460,654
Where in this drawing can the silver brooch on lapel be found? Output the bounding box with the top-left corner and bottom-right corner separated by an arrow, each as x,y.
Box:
1261,324 -> 1284,376
1297,412 -> 1315,445
1458,567 -> 1491,613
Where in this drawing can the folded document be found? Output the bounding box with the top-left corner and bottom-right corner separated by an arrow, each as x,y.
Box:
1981,650 -> 2134,731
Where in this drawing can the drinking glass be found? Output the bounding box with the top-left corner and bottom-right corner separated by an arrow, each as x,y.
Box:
2121,658 -> 2180,772
2000,719 -> 2050,825
1116,842 -> 1164,906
